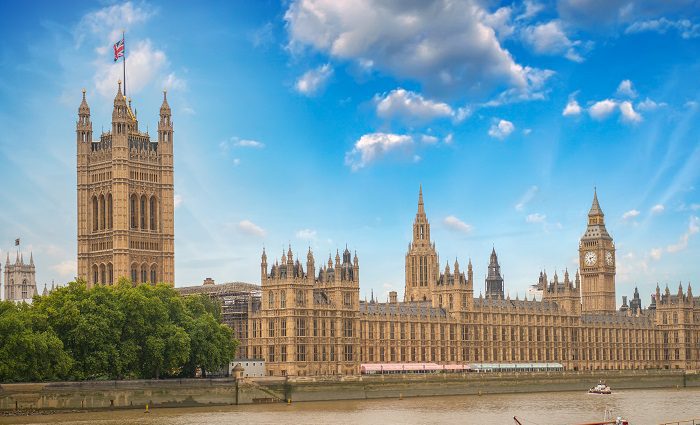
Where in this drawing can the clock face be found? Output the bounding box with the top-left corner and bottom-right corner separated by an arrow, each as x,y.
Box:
605,251 -> 614,266
584,251 -> 597,266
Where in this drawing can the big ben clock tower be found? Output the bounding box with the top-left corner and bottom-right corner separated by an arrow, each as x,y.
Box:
579,189 -> 616,313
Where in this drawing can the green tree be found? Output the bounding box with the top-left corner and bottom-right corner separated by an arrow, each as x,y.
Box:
0,301 -> 72,382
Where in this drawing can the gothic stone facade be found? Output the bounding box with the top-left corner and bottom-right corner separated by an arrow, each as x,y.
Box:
3,252 -> 37,302
76,83 -> 174,286
245,189 -> 699,376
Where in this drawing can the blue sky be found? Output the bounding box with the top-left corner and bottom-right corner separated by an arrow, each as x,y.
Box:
0,0 -> 699,304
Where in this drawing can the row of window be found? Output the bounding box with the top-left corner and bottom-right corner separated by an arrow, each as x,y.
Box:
91,194 -> 159,232
266,290 -> 354,309
91,262 -> 158,285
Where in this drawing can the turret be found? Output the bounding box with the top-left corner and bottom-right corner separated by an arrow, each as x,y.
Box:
261,248 -> 268,282
111,80 -> 131,135
77,89 -> 92,148
352,251 -> 359,284
306,247 -> 315,282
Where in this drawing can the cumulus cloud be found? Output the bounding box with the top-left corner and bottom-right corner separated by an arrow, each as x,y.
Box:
616,79 -> 637,98
220,137 -> 266,152
76,2 -> 184,98
238,220 -> 266,237
619,101 -> 642,123
94,39 -> 168,97
375,89 -> 469,124
626,17 -> 700,39
526,213 -> 547,223
667,216 -> 699,253
521,20 -> 584,62
345,132 -> 413,171
588,99 -> 617,120
637,98 -> 666,111
488,119 -> 515,139
563,96 -> 582,116
558,0 -> 698,30
296,228 -> 317,241
515,185 -> 539,211
285,0 -> 552,99
651,204 -> 665,215
295,64 -> 333,95
622,209 -> 640,220
443,215 -> 473,234
51,260 -> 77,278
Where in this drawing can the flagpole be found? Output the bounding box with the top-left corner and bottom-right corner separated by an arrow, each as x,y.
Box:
122,31 -> 126,97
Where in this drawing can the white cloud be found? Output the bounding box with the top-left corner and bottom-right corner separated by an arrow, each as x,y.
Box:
488,119 -> 515,139
515,185 -> 539,211
637,98 -> 666,111
649,247 -> 663,261
562,97 -> 582,116
616,79 -> 637,98
234,139 -> 265,148
174,194 -> 183,209
588,99 -> 617,120
521,20 -> 584,62
232,158 -> 241,166
443,215 -> 473,234
296,228 -> 317,241
444,133 -> 454,144
75,2 -> 155,49
622,209 -> 640,220
667,216 -> 699,253
558,0 -> 698,30
480,6 -> 515,40
526,213 -> 546,223
421,135 -> 439,144
517,0 -> 545,21
619,101 -> 642,123
285,0 -> 551,98
238,220 -> 266,237
626,18 -> 700,39
94,39 -> 168,97
375,89 -> 468,124
51,260 -> 77,278
344,133 -> 413,171
295,64 -> 333,96
651,204 -> 665,215
685,100 -> 699,109
163,73 -> 186,91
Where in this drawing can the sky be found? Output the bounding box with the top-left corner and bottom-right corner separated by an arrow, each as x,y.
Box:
0,0 -> 699,305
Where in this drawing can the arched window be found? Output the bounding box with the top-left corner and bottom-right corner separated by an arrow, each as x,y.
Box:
100,263 -> 106,284
280,290 -> 286,308
107,193 -> 113,229
150,196 -> 157,230
99,194 -> 105,230
140,195 -> 147,229
141,263 -> 148,283
150,264 -> 157,283
93,264 -> 99,285
108,263 -> 114,285
130,195 -> 138,229
92,196 -> 99,231
131,264 -> 138,283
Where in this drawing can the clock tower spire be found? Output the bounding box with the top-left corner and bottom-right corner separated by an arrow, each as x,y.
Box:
579,188 -> 616,313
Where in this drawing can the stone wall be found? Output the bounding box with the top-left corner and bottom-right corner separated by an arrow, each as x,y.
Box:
0,370 -> 696,411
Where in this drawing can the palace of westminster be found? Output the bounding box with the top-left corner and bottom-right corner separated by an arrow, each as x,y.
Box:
66,84 -> 700,376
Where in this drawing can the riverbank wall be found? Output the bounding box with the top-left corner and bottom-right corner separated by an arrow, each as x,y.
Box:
1,370 -> 698,411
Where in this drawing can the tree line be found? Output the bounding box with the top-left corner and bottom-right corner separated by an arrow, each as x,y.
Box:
0,279 -> 238,382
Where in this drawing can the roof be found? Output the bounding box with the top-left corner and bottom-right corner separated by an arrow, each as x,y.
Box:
176,281 -> 260,297
360,301 -> 447,318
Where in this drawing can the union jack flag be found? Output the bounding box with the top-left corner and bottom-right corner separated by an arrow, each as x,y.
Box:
113,38 -> 124,62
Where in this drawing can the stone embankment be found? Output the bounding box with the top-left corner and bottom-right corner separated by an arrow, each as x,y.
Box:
1,370 -> 697,412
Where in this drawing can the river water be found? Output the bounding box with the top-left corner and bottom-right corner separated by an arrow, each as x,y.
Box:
4,388 -> 700,425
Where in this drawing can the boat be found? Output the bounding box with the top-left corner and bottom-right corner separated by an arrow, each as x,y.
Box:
588,381 -> 612,394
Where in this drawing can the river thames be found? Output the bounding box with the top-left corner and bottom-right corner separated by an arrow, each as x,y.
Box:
3,387 -> 699,425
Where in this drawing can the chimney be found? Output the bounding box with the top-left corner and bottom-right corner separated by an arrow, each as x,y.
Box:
389,291 -> 398,303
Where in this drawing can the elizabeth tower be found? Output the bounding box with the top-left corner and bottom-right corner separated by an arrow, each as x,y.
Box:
579,189 -> 616,313
77,82 -> 174,287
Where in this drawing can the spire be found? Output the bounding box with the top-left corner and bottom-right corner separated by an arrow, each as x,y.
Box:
5,252 -> 9,265
418,184 -> 424,214
116,80 -> 124,100
42,284 -> 48,296
261,247 -> 267,262
588,187 -> 604,218
79,88 -> 90,113
29,252 -> 34,266
161,89 -> 170,112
